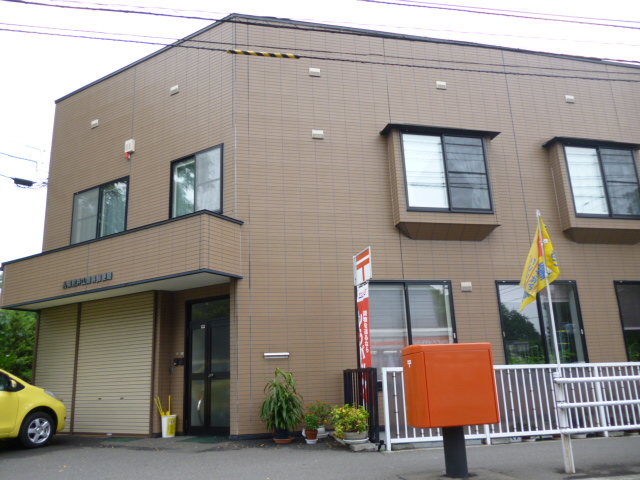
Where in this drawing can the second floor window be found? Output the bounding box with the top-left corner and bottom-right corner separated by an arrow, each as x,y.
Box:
172,145 -> 222,217
565,145 -> 640,217
71,178 -> 128,244
402,133 -> 492,212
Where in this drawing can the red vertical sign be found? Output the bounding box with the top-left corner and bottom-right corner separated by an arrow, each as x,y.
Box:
357,282 -> 372,368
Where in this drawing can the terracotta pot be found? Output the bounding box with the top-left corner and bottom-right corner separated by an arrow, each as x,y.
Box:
306,429 -> 318,440
274,436 -> 294,444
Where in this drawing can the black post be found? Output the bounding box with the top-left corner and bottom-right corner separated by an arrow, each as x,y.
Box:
442,426 -> 468,478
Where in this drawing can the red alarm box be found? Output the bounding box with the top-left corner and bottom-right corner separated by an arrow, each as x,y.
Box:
402,343 -> 500,428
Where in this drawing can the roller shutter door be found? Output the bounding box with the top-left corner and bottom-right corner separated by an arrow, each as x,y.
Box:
74,292 -> 154,434
34,305 -> 78,432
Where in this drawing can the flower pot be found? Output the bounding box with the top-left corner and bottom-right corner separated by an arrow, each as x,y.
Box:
305,429 -> 318,441
274,436 -> 294,444
317,425 -> 328,439
343,431 -> 368,444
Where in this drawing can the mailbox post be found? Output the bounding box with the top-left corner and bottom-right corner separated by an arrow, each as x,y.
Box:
402,343 -> 500,478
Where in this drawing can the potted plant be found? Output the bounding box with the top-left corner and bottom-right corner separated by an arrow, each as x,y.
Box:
331,403 -> 370,443
306,401 -> 332,438
260,368 -> 304,443
303,413 -> 321,444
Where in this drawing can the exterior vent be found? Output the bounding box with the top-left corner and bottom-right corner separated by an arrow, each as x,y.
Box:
311,130 -> 324,139
436,81 -> 447,90
565,95 -> 575,103
170,85 -> 179,95
91,119 -> 99,129
309,68 -> 321,77
125,139 -> 136,154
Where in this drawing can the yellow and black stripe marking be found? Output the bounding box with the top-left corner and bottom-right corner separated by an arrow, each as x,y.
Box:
227,49 -> 300,59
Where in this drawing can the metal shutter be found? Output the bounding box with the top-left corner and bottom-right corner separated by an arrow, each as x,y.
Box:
74,292 -> 154,434
34,305 -> 78,432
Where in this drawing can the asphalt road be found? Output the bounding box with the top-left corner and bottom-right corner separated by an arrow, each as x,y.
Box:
1,433 -> 640,480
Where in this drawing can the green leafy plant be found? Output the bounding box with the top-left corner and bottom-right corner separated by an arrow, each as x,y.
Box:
330,404 -> 369,438
306,400 -> 332,425
260,368 -> 304,433
304,413 -> 321,431
0,309 -> 36,382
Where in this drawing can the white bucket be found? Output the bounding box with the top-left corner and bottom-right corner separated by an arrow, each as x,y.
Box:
161,415 -> 177,438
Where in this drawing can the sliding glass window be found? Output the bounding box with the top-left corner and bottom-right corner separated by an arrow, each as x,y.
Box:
172,145 -> 222,217
497,281 -> 587,364
565,145 -> 640,217
71,178 -> 128,244
369,282 -> 455,369
402,133 -> 492,212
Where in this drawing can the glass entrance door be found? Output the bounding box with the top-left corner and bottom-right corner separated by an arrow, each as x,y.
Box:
187,297 -> 230,435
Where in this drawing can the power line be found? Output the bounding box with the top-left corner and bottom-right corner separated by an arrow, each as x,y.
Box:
0,172 -> 45,188
0,0 -> 218,21
1,1 -> 638,68
390,0 -> 640,25
2,23 -> 639,82
3,20 -> 639,75
357,0 -> 640,31
7,0 -> 640,32
0,151 -> 39,163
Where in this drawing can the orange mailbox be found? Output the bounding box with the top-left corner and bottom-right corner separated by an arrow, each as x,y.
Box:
402,343 -> 500,429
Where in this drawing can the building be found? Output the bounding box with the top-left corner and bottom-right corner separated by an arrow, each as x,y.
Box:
2,14 -> 640,438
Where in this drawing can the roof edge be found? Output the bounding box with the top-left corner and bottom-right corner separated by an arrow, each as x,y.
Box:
55,13 -> 640,104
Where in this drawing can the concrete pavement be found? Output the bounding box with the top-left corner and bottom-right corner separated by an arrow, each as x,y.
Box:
1,433 -> 639,479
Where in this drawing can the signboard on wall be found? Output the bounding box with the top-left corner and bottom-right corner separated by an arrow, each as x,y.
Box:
353,247 -> 372,286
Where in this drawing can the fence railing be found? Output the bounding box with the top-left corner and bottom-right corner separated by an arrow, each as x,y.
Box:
381,363 -> 640,450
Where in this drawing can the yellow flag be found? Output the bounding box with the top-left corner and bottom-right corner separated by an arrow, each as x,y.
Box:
519,216 -> 560,311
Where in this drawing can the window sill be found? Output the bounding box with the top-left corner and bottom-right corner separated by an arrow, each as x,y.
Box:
563,226 -> 640,245
396,216 -> 500,241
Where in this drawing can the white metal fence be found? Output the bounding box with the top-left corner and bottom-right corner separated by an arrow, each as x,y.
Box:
381,363 -> 640,450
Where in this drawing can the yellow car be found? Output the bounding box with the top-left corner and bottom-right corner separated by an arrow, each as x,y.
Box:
0,369 -> 66,448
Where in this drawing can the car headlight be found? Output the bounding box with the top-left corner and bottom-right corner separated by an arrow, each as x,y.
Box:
45,390 -> 61,401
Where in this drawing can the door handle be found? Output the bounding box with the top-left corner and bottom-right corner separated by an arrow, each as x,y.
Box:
208,374 -> 216,379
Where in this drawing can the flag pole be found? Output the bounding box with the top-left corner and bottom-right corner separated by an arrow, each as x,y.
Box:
536,210 -> 575,473
536,210 -> 561,372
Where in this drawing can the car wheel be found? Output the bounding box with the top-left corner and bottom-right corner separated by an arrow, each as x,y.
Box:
19,412 -> 55,448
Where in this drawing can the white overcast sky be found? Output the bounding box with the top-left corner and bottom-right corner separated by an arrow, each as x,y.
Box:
0,0 -> 639,266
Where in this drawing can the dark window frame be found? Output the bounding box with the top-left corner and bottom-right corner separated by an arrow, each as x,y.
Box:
400,131 -> 494,214
170,144 -> 223,219
367,279 -> 458,356
496,280 -> 589,365
614,281 -> 640,362
563,142 -> 640,219
70,176 -> 129,245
